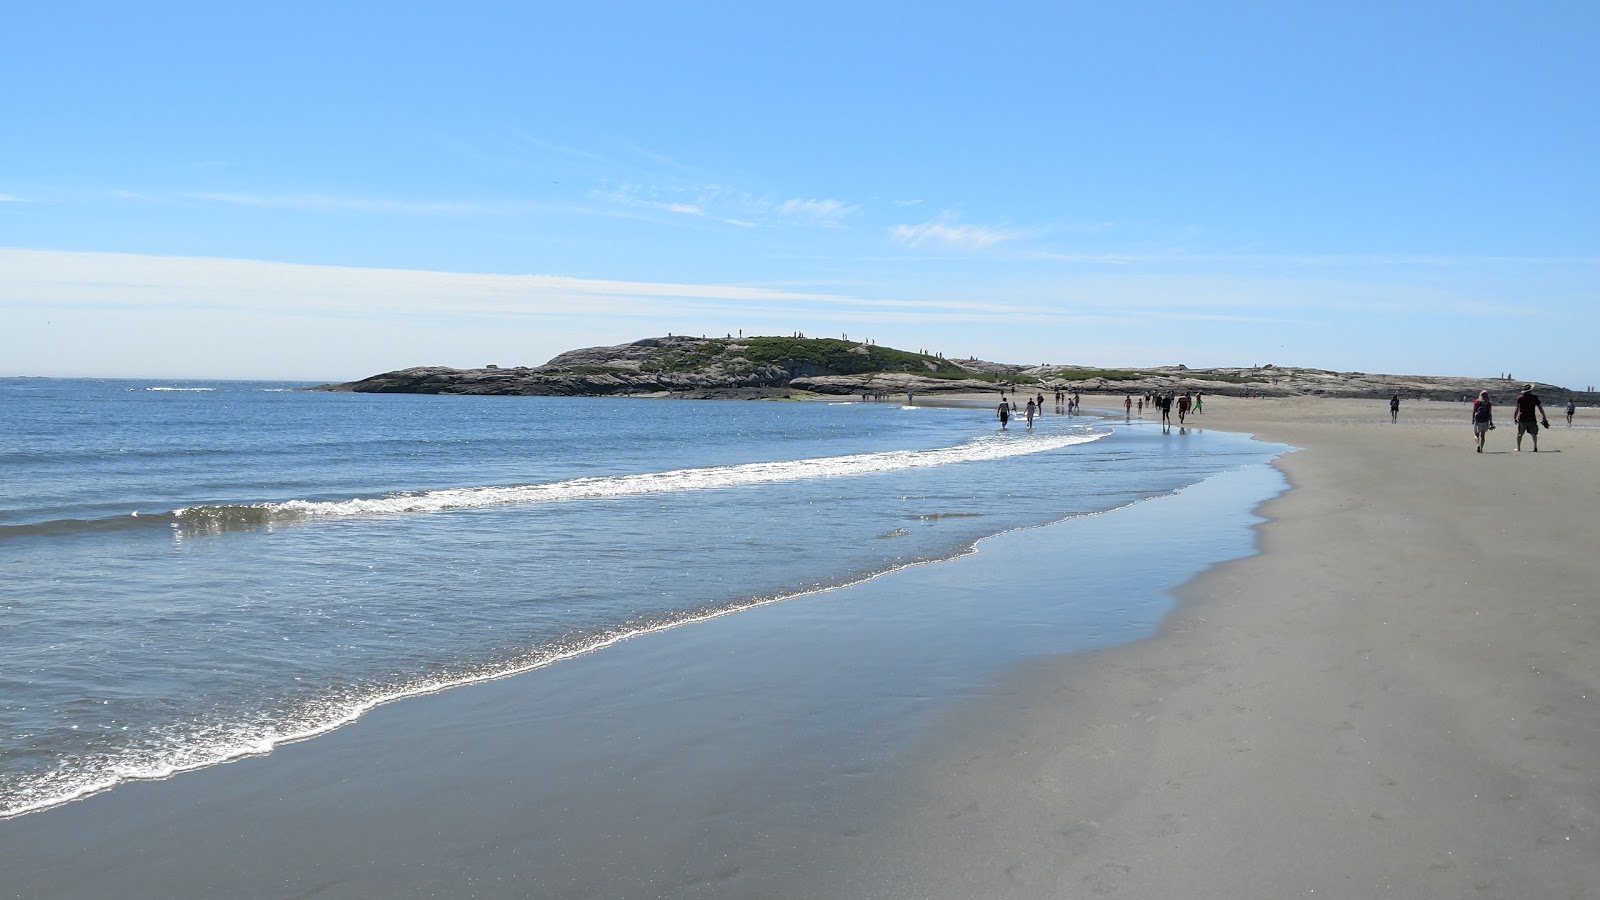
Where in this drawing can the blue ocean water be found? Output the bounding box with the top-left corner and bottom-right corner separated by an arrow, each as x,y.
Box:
0,378 -> 1284,819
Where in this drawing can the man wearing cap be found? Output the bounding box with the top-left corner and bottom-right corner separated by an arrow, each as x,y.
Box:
1513,384 -> 1550,451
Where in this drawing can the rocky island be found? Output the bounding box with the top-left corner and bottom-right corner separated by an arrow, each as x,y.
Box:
317,335 -> 1594,403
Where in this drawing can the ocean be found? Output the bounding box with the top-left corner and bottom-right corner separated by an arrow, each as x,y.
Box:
0,378 -> 1287,821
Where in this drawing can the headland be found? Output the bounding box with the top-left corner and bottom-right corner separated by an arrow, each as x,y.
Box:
315,334 -> 1598,404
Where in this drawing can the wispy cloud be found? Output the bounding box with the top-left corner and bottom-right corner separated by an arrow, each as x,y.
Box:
187,191 -> 502,216
774,197 -> 857,227
597,183 -> 859,230
0,193 -> 25,203
890,215 -> 1015,249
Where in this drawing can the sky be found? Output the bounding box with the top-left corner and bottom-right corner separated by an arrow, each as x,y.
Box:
3,1 -> 1597,386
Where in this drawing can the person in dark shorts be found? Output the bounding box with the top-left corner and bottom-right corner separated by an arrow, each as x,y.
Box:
1566,398 -> 1576,426
1389,393 -> 1400,422
1513,384 -> 1549,451
997,399 -> 1010,429
1471,390 -> 1494,453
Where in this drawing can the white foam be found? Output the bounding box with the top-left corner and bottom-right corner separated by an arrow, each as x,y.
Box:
174,431 -> 1106,524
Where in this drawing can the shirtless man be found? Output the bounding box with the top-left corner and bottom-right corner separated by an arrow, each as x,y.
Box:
1513,384 -> 1549,451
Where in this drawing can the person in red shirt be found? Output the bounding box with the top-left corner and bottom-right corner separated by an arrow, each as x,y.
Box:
1471,390 -> 1494,453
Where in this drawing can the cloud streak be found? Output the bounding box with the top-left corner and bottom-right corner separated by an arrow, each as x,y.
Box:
890,216 -> 1014,249
187,191 -> 504,216
596,182 -> 859,230
775,197 -> 857,227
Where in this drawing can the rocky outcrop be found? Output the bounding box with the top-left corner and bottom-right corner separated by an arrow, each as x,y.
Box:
315,337 -> 1596,403
318,336 -> 1004,397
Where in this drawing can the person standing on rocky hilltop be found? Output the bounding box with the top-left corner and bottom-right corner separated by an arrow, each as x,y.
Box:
1471,390 -> 1495,453
1513,384 -> 1550,451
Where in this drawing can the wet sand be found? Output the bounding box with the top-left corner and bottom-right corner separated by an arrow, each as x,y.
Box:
844,395 -> 1600,897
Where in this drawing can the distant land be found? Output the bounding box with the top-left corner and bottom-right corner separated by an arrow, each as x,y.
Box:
317,335 -> 1596,403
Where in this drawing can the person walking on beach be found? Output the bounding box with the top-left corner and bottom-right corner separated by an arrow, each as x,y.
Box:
1177,392 -> 1192,424
1389,393 -> 1400,422
1566,398 -> 1576,426
1024,397 -> 1036,428
1513,384 -> 1549,451
1471,390 -> 1495,453
1194,391 -> 1203,415
1136,396 -> 1144,417
1159,392 -> 1173,431
1124,394 -> 1133,418
997,399 -> 1010,429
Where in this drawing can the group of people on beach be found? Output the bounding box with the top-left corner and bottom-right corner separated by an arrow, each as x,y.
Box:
995,388 -> 1204,433
1470,384 -> 1560,453
1136,390 -> 1201,432
996,391 -> 1055,429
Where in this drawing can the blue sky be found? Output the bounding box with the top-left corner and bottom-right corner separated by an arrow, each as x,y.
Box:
3,1 -> 1596,386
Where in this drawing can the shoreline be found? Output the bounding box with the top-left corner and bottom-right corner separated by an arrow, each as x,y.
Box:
6,395 -> 1596,897
835,394 -> 1600,897
0,422 -> 1287,898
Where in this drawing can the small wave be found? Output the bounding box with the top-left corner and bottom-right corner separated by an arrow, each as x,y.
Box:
170,431 -> 1105,532
143,387 -> 214,392
0,513 -> 177,540
0,431 -> 1107,539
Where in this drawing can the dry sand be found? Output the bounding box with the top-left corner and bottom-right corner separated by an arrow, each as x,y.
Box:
847,395 -> 1600,898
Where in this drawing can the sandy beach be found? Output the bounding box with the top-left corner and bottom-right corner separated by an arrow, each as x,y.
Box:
841,395 -> 1600,897
4,395 -> 1597,898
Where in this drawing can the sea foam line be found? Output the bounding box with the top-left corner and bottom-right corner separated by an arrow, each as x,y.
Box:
172,430 -> 1106,529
